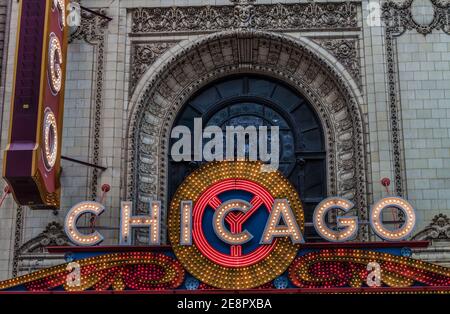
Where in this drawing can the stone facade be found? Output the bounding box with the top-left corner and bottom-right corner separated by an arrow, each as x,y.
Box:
0,0 -> 449,280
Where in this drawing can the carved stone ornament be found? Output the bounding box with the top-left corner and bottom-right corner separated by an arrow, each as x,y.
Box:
125,30 -> 367,243
70,9 -> 109,44
18,222 -> 70,255
313,38 -> 361,87
231,0 -> 256,28
382,0 -> 450,36
130,42 -> 178,95
12,206 -> 23,277
130,2 -> 359,34
413,214 -> 450,241
131,37 -> 362,98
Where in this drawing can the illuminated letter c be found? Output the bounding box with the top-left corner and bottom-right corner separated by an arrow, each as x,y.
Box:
64,201 -> 104,246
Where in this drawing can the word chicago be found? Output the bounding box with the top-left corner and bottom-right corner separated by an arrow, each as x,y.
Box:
64,195 -> 416,246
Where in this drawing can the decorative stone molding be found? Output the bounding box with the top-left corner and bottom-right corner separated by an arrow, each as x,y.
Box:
412,243 -> 450,268
130,37 -> 362,97
413,214 -> 450,241
383,0 -> 450,36
130,42 -> 178,96
382,0 -> 450,196
126,30 -> 367,243
70,9 -> 109,44
17,222 -> 69,254
130,2 -> 359,34
15,222 -> 68,275
313,38 -> 361,87
12,206 -> 23,277
70,9 -> 110,200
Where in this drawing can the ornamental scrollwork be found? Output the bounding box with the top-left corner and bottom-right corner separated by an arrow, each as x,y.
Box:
314,38 -> 361,87
0,252 -> 185,291
382,0 -> 450,37
69,9 -> 109,44
413,214 -> 450,241
289,249 -> 450,288
17,222 -> 69,255
129,42 -> 178,95
130,2 -> 359,34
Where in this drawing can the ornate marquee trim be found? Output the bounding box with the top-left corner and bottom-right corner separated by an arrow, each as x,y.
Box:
2,249 -> 450,292
289,248 -> 450,288
126,30 -> 367,243
382,0 -> 450,196
0,252 -> 185,291
130,2 -> 359,35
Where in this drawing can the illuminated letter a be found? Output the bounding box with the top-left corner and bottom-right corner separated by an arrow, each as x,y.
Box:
260,199 -> 304,244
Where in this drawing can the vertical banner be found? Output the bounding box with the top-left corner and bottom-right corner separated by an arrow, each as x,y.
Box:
3,0 -> 69,209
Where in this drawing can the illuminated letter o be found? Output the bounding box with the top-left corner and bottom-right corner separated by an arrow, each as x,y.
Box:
370,197 -> 416,241
43,108 -> 58,170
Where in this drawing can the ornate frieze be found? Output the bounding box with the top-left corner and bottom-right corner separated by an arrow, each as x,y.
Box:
129,42 -> 177,95
130,2 -> 359,34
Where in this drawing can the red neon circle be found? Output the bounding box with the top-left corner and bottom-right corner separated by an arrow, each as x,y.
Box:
192,178 -> 277,267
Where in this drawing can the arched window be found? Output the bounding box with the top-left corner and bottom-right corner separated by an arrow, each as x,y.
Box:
169,75 -> 326,240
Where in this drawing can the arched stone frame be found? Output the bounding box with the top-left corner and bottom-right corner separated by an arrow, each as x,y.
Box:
124,30 -> 368,242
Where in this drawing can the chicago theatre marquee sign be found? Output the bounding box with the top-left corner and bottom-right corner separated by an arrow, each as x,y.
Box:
2,160 -> 450,293
2,1 -> 450,294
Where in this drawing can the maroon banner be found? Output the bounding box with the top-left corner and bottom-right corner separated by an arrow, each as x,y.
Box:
3,0 -> 69,209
